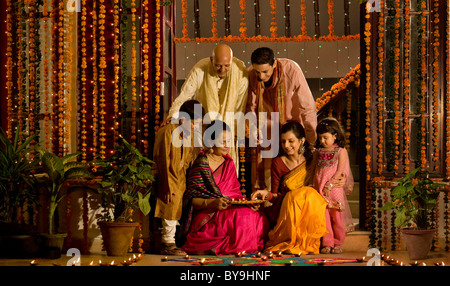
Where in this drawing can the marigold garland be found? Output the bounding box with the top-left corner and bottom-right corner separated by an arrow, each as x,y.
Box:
269,0 -> 277,38
130,0 -> 137,145
392,0 -> 401,176
80,0 -> 88,162
300,0 -> 307,37
142,0 -> 150,155
43,0 -> 51,152
92,0 -> 99,159
181,0 -> 189,39
5,0 -> 13,138
239,0 -> 247,38
364,12 -> 372,183
315,64 -> 361,111
327,0 -> 335,37
402,1 -> 411,174
113,0 -> 121,144
431,0 -> 440,168
211,0 -> 218,39
376,1 -> 384,175
98,0 -> 107,159
446,1 -> 450,180
154,0 -> 162,132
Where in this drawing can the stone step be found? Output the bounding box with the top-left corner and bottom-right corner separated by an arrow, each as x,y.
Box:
343,229 -> 371,252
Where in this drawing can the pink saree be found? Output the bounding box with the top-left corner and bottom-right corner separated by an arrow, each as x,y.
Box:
181,151 -> 269,255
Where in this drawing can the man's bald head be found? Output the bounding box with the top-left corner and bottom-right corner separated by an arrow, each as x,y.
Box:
210,44 -> 233,78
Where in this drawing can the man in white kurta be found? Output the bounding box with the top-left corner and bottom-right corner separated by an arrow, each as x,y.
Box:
166,44 -> 249,169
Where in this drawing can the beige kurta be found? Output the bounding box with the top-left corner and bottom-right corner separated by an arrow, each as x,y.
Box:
247,58 -> 317,190
167,57 -> 249,169
153,123 -> 194,220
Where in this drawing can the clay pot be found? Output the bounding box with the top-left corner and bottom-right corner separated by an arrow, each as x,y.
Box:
98,221 -> 138,256
400,228 -> 436,260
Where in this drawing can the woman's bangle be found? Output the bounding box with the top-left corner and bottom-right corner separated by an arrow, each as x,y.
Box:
266,192 -> 273,201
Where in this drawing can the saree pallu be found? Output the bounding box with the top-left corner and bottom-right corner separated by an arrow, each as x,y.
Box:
181,150 -> 268,255
265,161 -> 328,254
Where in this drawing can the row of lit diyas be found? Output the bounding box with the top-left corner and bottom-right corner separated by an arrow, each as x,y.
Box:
160,251 -> 329,266
30,254 -> 143,266
378,254 -> 446,267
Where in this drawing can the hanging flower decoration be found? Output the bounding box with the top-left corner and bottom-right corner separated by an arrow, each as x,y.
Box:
269,0 -> 277,38
376,0 -> 384,175
364,12 -> 372,182
181,0 -> 189,40
211,0 -> 218,39
154,0 -> 162,132
327,0 -> 335,37
5,0 -> 13,138
239,0 -> 247,38
402,1 -> 411,174
431,0 -> 440,168
315,64 -> 361,110
130,1 -> 137,145
300,0 -> 307,37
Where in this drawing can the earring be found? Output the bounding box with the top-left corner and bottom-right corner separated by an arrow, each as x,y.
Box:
298,144 -> 305,155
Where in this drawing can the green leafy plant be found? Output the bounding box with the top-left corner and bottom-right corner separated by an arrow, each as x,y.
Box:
378,168 -> 444,229
35,147 -> 91,235
93,137 -> 154,222
0,127 -> 39,224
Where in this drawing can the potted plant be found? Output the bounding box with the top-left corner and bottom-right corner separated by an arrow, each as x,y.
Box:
93,136 -> 154,256
0,127 -> 40,257
35,147 -> 91,257
378,167 -> 444,259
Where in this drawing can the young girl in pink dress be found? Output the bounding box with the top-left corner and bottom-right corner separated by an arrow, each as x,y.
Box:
312,117 -> 354,254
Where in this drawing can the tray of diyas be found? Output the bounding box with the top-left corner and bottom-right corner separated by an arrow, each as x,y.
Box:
229,199 -> 266,205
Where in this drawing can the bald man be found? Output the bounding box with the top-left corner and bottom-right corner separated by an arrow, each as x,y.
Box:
165,44 -> 249,169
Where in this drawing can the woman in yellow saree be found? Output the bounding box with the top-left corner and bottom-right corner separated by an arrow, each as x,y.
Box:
252,121 -> 343,254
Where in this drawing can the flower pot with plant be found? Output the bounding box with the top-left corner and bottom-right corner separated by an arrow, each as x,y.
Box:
378,167 -> 444,259
0,127 -> 41,257
35,147 -> 91,257
93,137 -> 154,256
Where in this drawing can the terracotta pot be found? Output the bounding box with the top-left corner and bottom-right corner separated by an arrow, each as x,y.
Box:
41,233 -> 68,259
98,221 -> 138,256
400,228 -> 436,260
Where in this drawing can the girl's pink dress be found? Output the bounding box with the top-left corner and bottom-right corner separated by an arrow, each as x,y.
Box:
313,146 -> 354,233
181,155 -> 269,255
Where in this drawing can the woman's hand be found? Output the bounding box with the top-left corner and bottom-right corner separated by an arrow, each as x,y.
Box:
210,197 -> 231,210
251,189 -> 270,200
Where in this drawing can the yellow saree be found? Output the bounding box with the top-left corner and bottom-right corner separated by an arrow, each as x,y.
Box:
265,162 -> 328,254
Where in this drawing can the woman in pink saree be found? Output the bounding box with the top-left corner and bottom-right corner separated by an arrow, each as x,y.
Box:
180,121 -> 269,255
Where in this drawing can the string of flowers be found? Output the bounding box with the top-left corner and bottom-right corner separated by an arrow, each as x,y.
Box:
142,0 -> 150,155
57,0 -> 66,156
16,0 -> 24,141
5,0 -> 13,138
269,0 -> 277,38
181,0 -> 189,39
80,0 -> 88,162
113,0 -> 120,144
27,0 -> 37,146
327,0 -> 335,37
92,0 -> 99,159
345,90 -> 351,151
300,0 -> 307,37
364,11 -> 372,184
98,0 -> 107,159
130,0 -> 138,145
43,0 -> 51,152
211,0 -> 218,39
418,0 -> 427,169
402,0 -> 411,174
239,0 -> 247,38
315,64 -> 361,110
392,0 -> 400,176
154,0 -> 162,132
376,0 -> 384,175
65,2 -> 74,155
446,1 -> 450,180
431,0 -> 440,168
